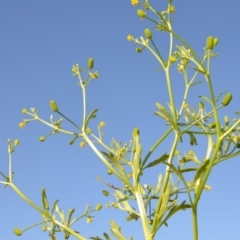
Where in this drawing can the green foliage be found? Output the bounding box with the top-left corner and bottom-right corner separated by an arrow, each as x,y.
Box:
1,1 -> 239,240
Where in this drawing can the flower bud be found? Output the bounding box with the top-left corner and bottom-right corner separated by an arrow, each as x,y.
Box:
224,115 -> 229,124
208,122 -> 216,129
222,93 -> 232,106
42,225 -> 47,231
86,128 -> 92,135
80,141 -> 86,148
107,169 -> 113,175
95,204 -> 102,211
102,190 -> 109,196
39,136 -> 45,142
137,9 -> 146,18
136,47 -> 142,53
132,128 -> 140,138
14,139 -> 20,146
50,100 -> 58,112
199,102 -> 205,109
206,36 -> 214,50
144,28 -> 152,39
13,228 -> 22,236
88,58 -> 94,69
213,38 -> 219,47
22,108 -> 27,114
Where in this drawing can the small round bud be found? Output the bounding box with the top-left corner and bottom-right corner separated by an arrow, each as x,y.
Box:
136,47 -> 142,53
13,228 -> 22,236
42,225 -> 47,231
102,190 -> 109,196
95,204 -> 102,211
137,9 -> 146,18
22,108 -> 27,114
224,115 -> 229,124
80,141 -> 86,148
169,56 -> 177,63
14,139 -> 20,146
86,128 -> 92,135
208,122 -> 216,129
99,121 -> 106,128
222,93 -> 232,106
39,136 -> 45,142
50,100 -> 58,112
213,38 -> 219,47
206,36 -> 214,50
107,169 -> 113,175
144,28 -> 152,39
88,58 -> 94,69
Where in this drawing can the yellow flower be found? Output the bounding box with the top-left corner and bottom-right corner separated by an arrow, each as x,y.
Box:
72,64 -> 80,76
127,34 -> 134,41
80,141 -> 86,148
91,71 -> 99,79
19,122 -> 26,129
131,0 -> 139,6
183,103 -> 189,109
99,121 -> 106,128
86,216 -> 93,223
169,5 -> 175,13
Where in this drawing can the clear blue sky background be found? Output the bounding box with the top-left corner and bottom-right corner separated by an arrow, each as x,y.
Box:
1,1 -> 240,239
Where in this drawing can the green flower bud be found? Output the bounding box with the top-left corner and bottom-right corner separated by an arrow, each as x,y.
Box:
136,47 -> 142,53
102,190 -> 109,196
22,108 -> 27,114
39,136 -> 45,142
182,58 -> 188,65
213,38 -> 219,47
107,169 -> 113,175
42,225 -> 47,231
144,28 -> 152,39
169,56 -> 177,63
199,102 -> 205,109
88,58 -> 94,69
132,128 -> 140,138
224,115 -> 229,124
206,36 -> 214,50
86,128 -> 92,134
222,93 -> 232,106
232,136 -> 239,144
208,122 -> 216,129
137,9 -> 146,18
13,228 -> 22,236
95,204 -> 102,211
14,139 -> 20,146
50,100 -> 58,112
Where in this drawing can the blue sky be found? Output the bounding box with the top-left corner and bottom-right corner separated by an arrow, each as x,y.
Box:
1,0 -> 240,239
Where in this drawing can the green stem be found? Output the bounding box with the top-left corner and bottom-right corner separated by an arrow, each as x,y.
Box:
141,127 -> 173,168
57,111 -> 81,131
135,185 -> 152,240
151,133 -> 179,235
192,207 -> 198,240
10,183 -> 86,240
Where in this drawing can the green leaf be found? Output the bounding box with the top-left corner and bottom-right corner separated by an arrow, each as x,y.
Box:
161,201 -> 191,226
154,174 -> 163,195
155,103 -> 175,127
179,167 -> 198,173
198,95 -> 212,104
103,233 -> 111,240
194,159 -> 210,182
110,220 -> 126,240
143,153 -> 169,169
84,109 -> 98,128
42,188 -> 49,211
51,199 -> 59,214
186,132 -> 198,146
66,208 -> 75,226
